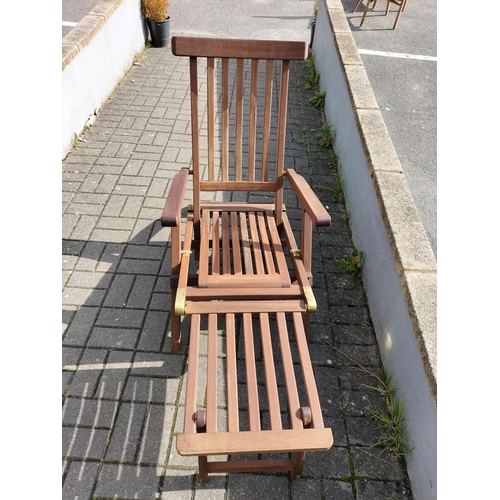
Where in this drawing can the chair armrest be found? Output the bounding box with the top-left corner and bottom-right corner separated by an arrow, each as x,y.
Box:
161,168 -> 190,227
285,169 -> 331,226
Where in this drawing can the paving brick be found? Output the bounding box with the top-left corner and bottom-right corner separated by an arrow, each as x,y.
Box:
137,404 -> 174,465
87,327 -> 139,349
96,307 -> 146,329
322,480 -> 356,499
94,464 -> 162,499
74,242 -> 106,271
62,396 -> 119,428
123,159 -> 145,176
345,417 -> 385,446
121,195 -> 144,218
193,473 -> 227,499
96,350 -> 134,400
302,446 -> 351,479
161,468 -> 195,499
67,270 -> 112,289
130,352 -> 184,378
332,324 -> 375,345
118,258 -> 161,275
343,390 -> 386,418
96,173 -> 120,193
63,286 -> 105,307
227,474 -> 289,499
62,426 -> 110,460
105,402 -> 148,462
70,215 -> 99,240
355,479 -> 410,499
96,242 -> 125,272
97,216 -> 137,231
101,193 -> 128,216
90,228 -> 131,243
137,311 -> 168,351
62,461 -> 100,500
62,214 -> 79,238
66,348 -> 108,398
63,307 -> 99,346
127,275 -> 157,309
351,445 -> 406,480
123,376 -> 180,406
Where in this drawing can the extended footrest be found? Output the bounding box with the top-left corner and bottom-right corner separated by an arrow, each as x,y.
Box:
178,309 -> 333,482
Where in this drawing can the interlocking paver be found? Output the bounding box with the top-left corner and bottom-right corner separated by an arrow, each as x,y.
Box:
62,28 -> 414,500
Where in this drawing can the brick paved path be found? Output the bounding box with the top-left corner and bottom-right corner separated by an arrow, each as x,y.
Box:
62,46 -> 413,499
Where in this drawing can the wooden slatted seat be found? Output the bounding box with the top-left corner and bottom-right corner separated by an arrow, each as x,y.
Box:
160,36 -> 333,482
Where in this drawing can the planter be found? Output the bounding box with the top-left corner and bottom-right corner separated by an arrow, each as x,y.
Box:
146,16 -> 170,47
309,20 -> 316,49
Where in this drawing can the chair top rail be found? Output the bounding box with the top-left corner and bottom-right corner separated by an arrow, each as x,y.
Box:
171,36 -> 308,61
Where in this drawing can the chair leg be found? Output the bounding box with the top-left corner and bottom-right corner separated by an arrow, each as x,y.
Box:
170,294 -> 181,352
302,312 -> 311,344
360,0 -> 374,26
392,0 -> 405,28
291,451 -> 306,479
352,0 -> 363,13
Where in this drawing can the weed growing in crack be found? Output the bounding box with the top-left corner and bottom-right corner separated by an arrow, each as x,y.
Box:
324,340 -> 413,460
309,90 -> 326,109
304,55 -> 320,90
335,247 -> 364,276
318,123 -> 334,148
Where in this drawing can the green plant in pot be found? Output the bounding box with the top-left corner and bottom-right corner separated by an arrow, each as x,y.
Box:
142,0 -> 170,48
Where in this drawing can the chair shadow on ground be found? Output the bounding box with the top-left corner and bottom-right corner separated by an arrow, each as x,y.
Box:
62,220 -> 208,497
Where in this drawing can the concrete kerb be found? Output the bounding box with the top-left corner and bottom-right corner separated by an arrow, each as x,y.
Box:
313,0 -> 436,497
62,0 -> 122,71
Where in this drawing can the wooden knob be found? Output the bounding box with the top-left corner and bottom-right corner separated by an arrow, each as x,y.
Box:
299,407 -> 312,427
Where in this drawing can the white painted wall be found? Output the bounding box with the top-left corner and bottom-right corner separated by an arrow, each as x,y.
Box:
62,0 -> 146,158
312,1 -> 437,499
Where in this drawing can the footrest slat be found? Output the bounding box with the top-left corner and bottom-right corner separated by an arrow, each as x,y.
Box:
177,428 -> 333,456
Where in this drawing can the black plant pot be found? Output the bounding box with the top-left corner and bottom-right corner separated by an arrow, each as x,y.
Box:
146,16 -> 170,47
309,20 -> 316,49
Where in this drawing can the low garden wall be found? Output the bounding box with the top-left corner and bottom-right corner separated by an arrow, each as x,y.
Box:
62,0 -> 146,158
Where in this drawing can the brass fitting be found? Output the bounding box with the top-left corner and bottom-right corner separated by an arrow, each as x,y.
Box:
175,288 -> 187,315
302,285 -> 317,313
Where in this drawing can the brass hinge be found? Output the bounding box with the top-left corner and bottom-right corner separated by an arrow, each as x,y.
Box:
302,285 -> 317,313
175,288 -> 187,315
290,249 -> 301,257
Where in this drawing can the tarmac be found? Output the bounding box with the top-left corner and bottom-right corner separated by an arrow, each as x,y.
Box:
62,3 -> 418,499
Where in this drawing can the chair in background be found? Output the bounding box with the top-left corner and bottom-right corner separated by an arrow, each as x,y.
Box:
352,0 -> 408,29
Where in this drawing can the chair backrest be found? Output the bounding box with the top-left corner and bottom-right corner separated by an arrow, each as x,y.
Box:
171,36 -> 308,226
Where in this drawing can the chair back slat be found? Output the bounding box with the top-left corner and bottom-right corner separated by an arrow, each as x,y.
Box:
248,59 -> 259,182
261,59 -> 274,183
207,57 -> 215,181
235,59 -> 244,182
221,57 -> 230,182
189,55 -> 201,224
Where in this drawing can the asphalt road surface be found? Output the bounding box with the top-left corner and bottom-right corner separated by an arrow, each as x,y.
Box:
341,0 -> 437,258
62,0 -> 101,37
